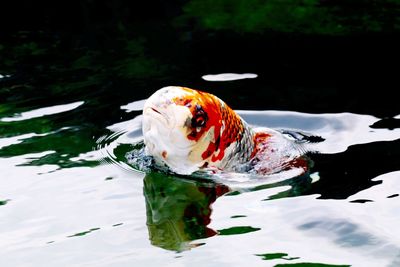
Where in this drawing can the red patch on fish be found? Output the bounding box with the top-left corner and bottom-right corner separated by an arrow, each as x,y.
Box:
250,132 -> 272,159
173,87 -> 246,162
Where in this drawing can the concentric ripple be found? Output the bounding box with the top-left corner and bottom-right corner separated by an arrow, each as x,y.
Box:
96,106 -> 400,191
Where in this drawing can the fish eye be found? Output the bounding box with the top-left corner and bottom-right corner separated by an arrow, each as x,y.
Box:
192,114 -> 207,128
195,116 -> 205,126
191,105 -> 208,128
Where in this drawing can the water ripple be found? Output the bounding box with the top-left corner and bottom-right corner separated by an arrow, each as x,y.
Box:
0,101 -> 84,122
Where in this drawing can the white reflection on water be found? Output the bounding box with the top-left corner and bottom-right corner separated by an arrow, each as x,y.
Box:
100,109 -> 400,183
1,108 -> 400,267
206,171 -> 400,267
202,73 -> 258,81
0,74 -> 11,79
0,101 -> 84,122
120,99 -> 146,112
117,100 -> 400,155
238,110 -> 400,154
0,152 -> 149,267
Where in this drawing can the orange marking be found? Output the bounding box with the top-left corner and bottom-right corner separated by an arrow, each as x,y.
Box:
162,151 -> 167,159
173,87 -> 245,162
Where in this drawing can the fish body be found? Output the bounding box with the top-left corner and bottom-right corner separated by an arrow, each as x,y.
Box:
142,86 -> 309,175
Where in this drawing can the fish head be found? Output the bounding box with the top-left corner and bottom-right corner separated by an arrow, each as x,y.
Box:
142,86 -> 226,174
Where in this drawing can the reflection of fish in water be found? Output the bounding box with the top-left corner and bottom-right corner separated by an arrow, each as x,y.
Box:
143,172 -> 229,251
142,86 -> 321,175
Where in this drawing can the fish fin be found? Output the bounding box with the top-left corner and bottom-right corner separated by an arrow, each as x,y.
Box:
279,130 -> 325,144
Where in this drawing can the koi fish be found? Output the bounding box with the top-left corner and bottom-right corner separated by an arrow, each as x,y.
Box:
142,86 -> 312,175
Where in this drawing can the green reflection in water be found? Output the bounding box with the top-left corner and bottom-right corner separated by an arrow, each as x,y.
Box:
14,42 -> 47,56
0,199 -> 9,206
0,126 -> 100,169
225,172 -> 314,201
218,226 -> 261,235
143,171 -> 229,251
111,39 -> 168,80
0,117 -> 54,138
256,252 -> 299,261
274,263 -> 350,267
0,25 -> 178,172
263,172 -> 313,200
230,215 -> 247,218
180,0 -> 400,34
1,33 -> 169,83
67,227 -> 101,238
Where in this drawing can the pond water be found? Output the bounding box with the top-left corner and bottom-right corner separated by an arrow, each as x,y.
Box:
1,1 -> 400,266
1,85 -> 399,266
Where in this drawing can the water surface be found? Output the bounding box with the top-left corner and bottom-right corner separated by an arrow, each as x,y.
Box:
1,93 -> 399,266
1,1 -> 400,266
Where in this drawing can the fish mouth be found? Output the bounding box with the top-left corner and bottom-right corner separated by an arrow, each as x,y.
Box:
143,106 -> 171,126
143,106 -> 197,150
150,107 -> 162,115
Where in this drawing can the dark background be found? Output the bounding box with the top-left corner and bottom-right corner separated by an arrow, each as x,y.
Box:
0,0 -> 399,117
0,1 -> 399,200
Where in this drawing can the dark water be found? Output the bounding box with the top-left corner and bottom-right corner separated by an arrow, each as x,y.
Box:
1,1 -> 400,266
